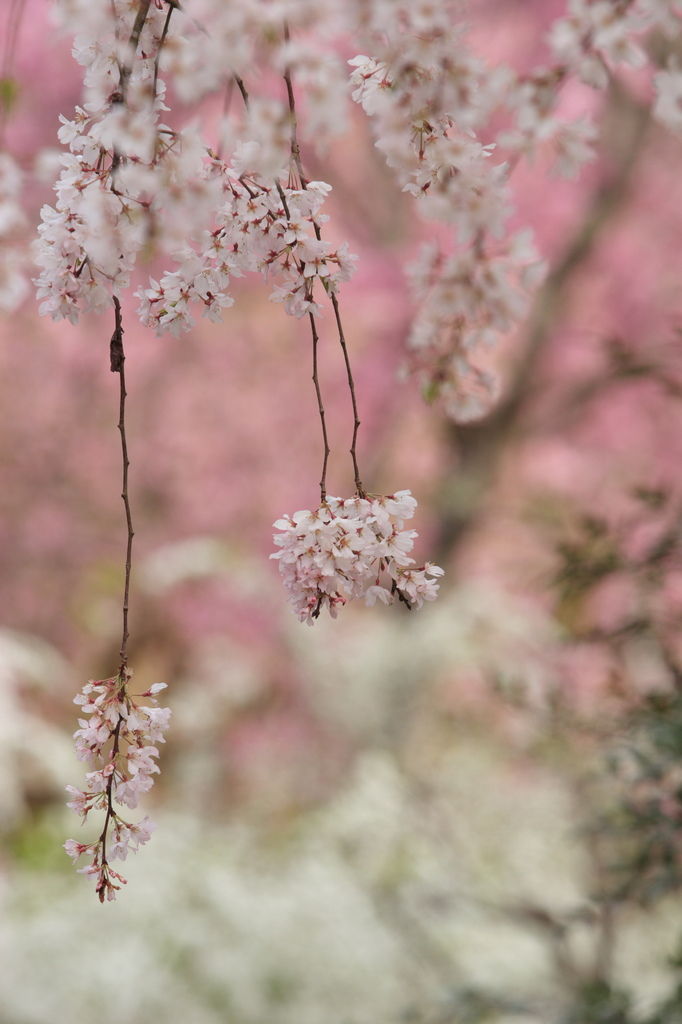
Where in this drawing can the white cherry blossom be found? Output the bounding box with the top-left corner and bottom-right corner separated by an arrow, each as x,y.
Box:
272,492 -> 444,624
64,669 -> 171,902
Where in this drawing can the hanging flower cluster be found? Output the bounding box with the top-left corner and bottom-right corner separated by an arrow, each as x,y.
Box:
34,1 -> 356,336
64,670 -> 171,902
138,172 -> 357,335
42,0 -> 441,899
345,0 -> 682,420
34,4 -> 172,324
35,0 -> 682,421
36,0 -> 682,901
272,491 -> 444,624
347,38 -> 548,420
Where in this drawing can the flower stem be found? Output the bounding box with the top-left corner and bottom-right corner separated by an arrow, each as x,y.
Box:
152,1 -> 176,103
329,292 -> 363,495
282,24 -> 364,497
110,297 -> 134,670
309,311 -> 330,503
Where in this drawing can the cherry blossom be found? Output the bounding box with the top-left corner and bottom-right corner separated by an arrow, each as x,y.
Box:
136,170 -> 356,334
344,0 -> 682,419
272,492 -> 444,624
23,0 -> 682,907
64,670 -> 170,902
32,0 -> 682,422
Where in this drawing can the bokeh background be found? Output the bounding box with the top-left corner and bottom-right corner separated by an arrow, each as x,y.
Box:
3,2 -> 682,1022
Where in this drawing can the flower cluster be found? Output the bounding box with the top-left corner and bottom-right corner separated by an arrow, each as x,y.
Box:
29,0 -> 682,420
272,491 -> 444,624
35,1 -> 357,335
137,170 -> 357,335
34,3 -> 173,324
407,232 -> 543,420
64,670 -> 171,902
548,0 -> 646,88
346,0 -> 682,420
347,39 -> 546,421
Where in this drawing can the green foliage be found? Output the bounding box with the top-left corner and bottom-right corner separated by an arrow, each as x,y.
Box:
562,981 -> 632,1024
0,76 -> 18,115
603,689 -> 682,904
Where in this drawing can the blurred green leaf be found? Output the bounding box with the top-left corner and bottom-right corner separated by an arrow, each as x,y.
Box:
0,76 -> 19,114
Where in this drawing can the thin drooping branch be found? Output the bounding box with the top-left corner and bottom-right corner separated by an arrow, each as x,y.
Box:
152,1 -> 175,103
125,0 -> 153,77
276,179 -> 291,220
111,0 -> 153,106
110,296 -> 134,669
282,25 -> 306,186
230,37 -> 338,503
330,292 -> 363,496
96,712 -> 124,899
282,27 -> 364,497
110,0 -> 153,179
233,72 -> 250,110
309,311 -> 330,502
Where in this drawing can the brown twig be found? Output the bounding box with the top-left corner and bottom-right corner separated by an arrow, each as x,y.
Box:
152,1 -> 176,104
282,25 -> 306,186
112,0 -> 153,106
233,72 -> 249,109
330,292 -> 364,496
110,0 -> 151,177
309,312 -> 330,503
282,23 -> 364,496
276,180 -> 291,220
127,0 -> 153,63
97,710 -> 124,901
110,298 -> 134,669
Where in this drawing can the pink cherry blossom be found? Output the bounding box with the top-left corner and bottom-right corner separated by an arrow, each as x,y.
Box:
272,492 -> 444,623
64,668 -> 170,902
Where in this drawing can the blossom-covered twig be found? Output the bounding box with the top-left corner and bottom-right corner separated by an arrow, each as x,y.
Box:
35,0 -> 682,419
64,673 -> 170,902
346,0 -> 682,420
282,31 -> 365,497
61,4 -> 171,901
